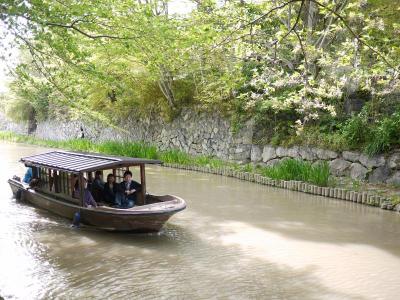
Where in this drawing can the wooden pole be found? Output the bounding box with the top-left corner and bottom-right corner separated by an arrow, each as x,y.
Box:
39,168 -> 44,184
63,172 -> 67,194
59,172 -> 63,193
32,166 -> 38,178
79,173 -> 84,207
140,164 -> 146,205
48,169 -> 53,191
67,173 -> 71,196
70,174 -> 76,196
54,171 -> 59,193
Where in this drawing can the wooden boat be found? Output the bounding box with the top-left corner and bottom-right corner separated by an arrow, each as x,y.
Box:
8,150 -> 186,232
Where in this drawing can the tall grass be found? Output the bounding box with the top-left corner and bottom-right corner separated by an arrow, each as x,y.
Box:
96,141 -> 159,159
159,149 -> 191,164
260,159 -> 331,186
192,155 -> 227,169
0,131 -> 225,167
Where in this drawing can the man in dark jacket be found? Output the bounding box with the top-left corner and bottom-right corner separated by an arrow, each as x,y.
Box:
116,170 -> 141,208
91,170 -> 105,203
103,173 -> 118,205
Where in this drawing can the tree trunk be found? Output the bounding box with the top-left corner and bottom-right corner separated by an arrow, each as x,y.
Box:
158,67 -> 176,109
27,108 -> 37,134
304,0 -> 318,41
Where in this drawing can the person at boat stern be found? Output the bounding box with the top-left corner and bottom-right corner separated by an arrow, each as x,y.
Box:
74,177 -> 98,208
23,166 -> 33,184
116,170 -> 141,208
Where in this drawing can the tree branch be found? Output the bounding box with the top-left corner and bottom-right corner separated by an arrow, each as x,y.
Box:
242,0 -> 396,71
273,0 -> 305,46
43,21 -> 133,40
307,0 -> 396,70
213,0 -> 301,49
248,0 -> 302,26
293,28 -> 309,86
314,0 -> 348,49
9,12 -> 137,40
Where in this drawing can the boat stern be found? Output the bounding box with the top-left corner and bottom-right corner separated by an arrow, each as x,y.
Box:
8,178 -> 25,198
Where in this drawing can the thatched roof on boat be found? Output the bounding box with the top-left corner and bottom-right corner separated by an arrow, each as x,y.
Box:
20,150 -> 162,173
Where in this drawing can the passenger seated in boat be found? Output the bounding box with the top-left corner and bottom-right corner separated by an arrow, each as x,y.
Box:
116,170 -> 141,208
103,173 -> 118,206
73,177 -> 98,208
28,178 -> 41,189
91,170 -> 105,203
71,174 -> 78,195
23,166 -> 33,184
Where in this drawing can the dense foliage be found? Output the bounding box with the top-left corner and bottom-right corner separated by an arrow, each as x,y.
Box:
1,0 -> 399,153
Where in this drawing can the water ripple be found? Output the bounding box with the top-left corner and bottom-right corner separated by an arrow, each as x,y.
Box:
2,143 -> 400,299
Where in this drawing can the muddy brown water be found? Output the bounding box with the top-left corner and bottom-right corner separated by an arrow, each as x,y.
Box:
1,142 -> 400,299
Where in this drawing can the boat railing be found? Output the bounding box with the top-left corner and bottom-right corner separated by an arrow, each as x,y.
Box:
34,187 -> 81,206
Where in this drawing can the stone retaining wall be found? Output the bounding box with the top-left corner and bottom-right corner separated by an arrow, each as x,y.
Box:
8,110 -> 255,163
250,145 -> 400,185
2,110 -> 400,185
0,113 -> 27,135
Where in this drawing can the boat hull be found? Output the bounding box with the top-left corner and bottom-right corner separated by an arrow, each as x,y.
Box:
8,179 -> 185,232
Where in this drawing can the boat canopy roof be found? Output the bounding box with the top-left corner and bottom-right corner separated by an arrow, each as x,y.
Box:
20,150 -> 162,173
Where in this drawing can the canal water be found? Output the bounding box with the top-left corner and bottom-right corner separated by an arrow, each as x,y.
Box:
1,142 -> 400,299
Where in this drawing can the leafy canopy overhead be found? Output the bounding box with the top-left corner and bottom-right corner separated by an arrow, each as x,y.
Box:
0,0 -> 399,135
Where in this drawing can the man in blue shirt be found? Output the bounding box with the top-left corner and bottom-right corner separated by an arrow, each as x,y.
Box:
23,167 -> 32,184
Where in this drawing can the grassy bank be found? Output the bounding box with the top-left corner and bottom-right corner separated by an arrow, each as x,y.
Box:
261,159 -> 331,187
0,131 -> 331,186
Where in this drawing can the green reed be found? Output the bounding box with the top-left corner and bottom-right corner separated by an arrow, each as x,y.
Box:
260,159 -> 331,186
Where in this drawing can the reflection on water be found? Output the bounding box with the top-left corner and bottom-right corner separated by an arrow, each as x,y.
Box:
1,142 -> 400,299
